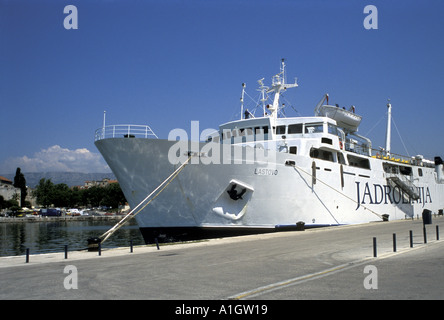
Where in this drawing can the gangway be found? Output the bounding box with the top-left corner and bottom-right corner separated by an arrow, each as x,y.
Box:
386,173 -> 420,200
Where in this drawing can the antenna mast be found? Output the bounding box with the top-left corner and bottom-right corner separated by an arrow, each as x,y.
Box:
385,100 -> 392,157
102,110 -> 106,139
267,58 -> 298,119
240,83 -> 246,119
257,78 -> 268,116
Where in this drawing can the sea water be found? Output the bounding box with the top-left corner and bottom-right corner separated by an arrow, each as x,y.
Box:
0,219 -> 145,256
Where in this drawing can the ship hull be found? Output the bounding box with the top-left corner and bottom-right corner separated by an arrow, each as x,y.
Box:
95,137 -> 444,243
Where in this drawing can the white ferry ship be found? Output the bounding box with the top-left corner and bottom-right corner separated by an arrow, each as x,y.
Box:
95,60 -> 444,242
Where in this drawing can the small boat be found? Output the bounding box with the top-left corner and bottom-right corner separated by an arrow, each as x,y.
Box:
315,98 -> 362,132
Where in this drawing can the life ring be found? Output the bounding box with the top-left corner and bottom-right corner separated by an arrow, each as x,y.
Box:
339,141 -> 343,150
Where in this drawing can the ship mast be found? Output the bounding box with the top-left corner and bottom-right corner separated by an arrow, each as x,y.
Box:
385,100 -> 392,157
102,110 -> 106,139
267,59 -> 298,120
257,78 -> 268,117
242,59 -> 298,120
240,83 -> 246,120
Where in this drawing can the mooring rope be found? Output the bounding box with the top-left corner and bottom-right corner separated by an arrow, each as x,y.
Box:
99,156 -> 192,244
291,163 -> 383,220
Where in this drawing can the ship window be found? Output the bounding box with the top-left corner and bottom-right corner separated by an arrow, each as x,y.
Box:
399,166 -> 412,175
288,124 -> 303,134
254,126 -> 269,140
383,164 -> 411,175
348,155 -> 370,169
305,123 -> 323,134
289,146 -> 297,155
240,128 -> 254,143
328,123 -> 339,135
276,125 -> 286,135
321,137 -> 332,145
418,168 -> 423,176
222,130 -> 231,140
383,164 -> 397,174
310,148 -> 334,162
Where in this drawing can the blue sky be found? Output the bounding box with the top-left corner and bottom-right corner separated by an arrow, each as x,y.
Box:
1,0 -> 444,173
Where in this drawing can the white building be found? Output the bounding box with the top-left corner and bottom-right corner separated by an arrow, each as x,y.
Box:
0,176 -> 21,204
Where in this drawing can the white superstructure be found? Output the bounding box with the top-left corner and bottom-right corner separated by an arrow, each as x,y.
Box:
95,61 -> 444,242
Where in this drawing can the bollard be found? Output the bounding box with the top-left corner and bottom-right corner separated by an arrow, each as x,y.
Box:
98,242 -> 102,256
393,233 -> 397,252
130,239 -> 133,253
373,237 -> 377,257
422,209 -> 432,225
64,245 -> 68,259
87,237 -> 102,252
295,221 -> 305,231
155,238 -> 160,250
423,226 -> 427,244
437,225 -> 440,241
410,230 -> 413,248
26,248 -> 30,263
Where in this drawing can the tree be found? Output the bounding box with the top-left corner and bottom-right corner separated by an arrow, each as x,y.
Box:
13,168 -> 27,207
84,186 -> 105,207
52,183 -> 71,207
0,195 -> 19,211
32,178 -> 127,210
34,178 -> 54,207
103,183 -> 126,209
70,187 -> 82,207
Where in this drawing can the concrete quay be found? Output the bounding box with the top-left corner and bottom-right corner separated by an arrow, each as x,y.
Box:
1,217 -> 443,300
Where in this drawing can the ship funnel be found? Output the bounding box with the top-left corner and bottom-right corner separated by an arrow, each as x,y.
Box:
435,156 -> 444,183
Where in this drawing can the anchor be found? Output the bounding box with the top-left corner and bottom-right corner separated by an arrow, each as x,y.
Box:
227,184 -> 247,200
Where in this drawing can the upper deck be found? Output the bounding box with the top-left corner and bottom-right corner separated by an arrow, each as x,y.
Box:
94,61 -> 436,170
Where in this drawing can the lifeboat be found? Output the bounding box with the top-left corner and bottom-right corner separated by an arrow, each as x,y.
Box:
316,104 -> 362,132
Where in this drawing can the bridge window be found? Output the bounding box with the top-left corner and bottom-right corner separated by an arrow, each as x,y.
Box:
288,124 -> 303,134
276,125 -> 286,135
305,123 -> 323,134
328,123 -> 339,135
254,126 -> 269,140
222,130 -> 231,140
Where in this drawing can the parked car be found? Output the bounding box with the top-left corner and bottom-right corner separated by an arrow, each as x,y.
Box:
41,208 -> 61,217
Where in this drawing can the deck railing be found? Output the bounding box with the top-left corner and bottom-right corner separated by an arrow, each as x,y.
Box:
95,125 -> 158,141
